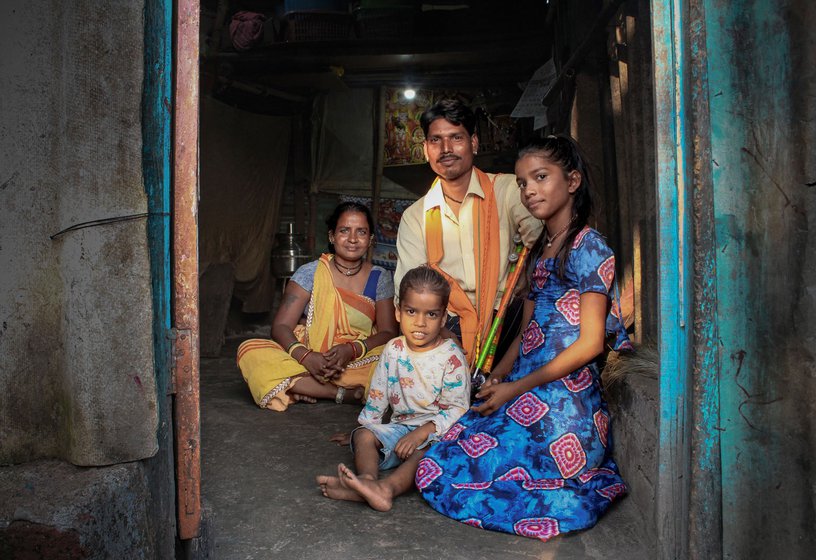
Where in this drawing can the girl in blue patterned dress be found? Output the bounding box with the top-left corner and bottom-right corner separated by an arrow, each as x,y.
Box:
417,135 -> 631,542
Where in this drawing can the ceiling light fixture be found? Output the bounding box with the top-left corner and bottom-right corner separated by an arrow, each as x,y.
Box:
403,88 -> 416,100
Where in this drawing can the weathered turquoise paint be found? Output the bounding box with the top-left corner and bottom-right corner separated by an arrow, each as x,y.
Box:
687,6 -> 720,474
650,0 -> 693,557
686,1 -> 723,557
650,0 -> 814,556
142,0 -> 176,548
142,0 -> 172,409
705,4 -> 770,515
703,1 -> 814,557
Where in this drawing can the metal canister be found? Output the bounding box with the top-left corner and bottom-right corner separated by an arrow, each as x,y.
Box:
270,223 -> 311,278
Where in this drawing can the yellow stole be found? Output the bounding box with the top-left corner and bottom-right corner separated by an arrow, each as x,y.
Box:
305,253 -> 375,349
425,169 -> 501,364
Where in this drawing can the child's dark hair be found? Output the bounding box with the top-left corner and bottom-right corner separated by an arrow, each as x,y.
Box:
520,134 -> 595,279
398,266 -> 451,309
325,201 -> 374,253
420,98 -> 477,137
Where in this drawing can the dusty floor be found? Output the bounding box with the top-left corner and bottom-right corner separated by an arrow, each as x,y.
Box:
200,338 -> 654,559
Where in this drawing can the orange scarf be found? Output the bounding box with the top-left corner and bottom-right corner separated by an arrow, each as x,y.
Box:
425,169 -> 501,364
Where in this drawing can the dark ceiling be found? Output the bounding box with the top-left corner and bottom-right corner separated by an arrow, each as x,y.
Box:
201,1 -> 553,114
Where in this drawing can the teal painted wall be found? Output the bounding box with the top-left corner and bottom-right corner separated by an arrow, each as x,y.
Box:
705,1 -> 815,557
142,0 -> 177,555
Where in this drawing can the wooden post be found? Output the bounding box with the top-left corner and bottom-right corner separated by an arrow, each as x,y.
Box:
370,87 -> 386,259
651,0 -> 693,557
173,0 -> 201,541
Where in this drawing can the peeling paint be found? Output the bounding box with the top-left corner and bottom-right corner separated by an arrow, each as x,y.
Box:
706,0 -> 816,557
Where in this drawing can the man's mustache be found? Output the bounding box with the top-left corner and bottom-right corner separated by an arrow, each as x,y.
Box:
437,154 -> 461,163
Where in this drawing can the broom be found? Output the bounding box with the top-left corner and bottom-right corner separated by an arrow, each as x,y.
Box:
470,243 -> 529,396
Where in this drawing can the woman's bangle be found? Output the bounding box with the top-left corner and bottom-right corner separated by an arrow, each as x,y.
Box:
297,349 -> 313,365
287,342 -> 306,357
356,339 -> 367,356
346,341 -> 359,359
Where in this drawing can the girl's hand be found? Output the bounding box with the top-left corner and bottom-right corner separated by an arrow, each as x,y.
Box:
471,380 -> 520,416
394,429 -> 427,460
484,373 -> 506,385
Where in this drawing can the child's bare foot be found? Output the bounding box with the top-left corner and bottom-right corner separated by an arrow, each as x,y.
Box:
316,474 -> 342,491
335,463 -> 375,488
337,463 -> 394,512
328,432 -> 351,446
316,473 -> 364,502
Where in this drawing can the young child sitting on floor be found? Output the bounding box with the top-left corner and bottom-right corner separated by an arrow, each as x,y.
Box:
316,265 -> 470,511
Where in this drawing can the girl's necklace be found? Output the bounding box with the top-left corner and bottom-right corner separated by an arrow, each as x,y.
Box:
545,215 -> 577,248
333,258 -> 363,277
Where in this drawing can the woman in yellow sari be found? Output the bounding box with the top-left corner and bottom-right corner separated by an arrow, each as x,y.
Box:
238,202 -> 399,411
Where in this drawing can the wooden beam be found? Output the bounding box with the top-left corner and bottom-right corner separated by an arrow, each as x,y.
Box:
173,0 -> 202,541
370,87 -> 386,257
651,0 -> 693,557
542,0 -> 627,106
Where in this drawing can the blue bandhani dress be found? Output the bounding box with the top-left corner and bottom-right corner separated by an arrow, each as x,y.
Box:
416,227 -> 631,542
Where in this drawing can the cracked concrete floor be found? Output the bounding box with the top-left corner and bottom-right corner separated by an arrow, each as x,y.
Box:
200,338 -> 654,560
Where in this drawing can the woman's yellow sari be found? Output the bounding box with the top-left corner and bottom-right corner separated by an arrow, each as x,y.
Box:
237,254 -> 385,411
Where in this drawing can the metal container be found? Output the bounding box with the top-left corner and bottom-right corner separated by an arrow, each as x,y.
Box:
270,223 -> 311,278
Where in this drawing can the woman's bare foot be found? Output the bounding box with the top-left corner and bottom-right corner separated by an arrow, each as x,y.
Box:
337,463 -> 393,512
336,386 -> 365,404
289,392 -> 317,404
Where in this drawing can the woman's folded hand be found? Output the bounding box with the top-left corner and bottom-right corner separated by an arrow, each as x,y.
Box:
302,352 -> 332,382
324,343 -> 356,372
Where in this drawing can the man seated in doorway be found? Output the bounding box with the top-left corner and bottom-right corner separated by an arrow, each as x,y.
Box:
394,98 -> 543,365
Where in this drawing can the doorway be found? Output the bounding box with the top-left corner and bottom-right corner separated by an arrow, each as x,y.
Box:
180,0 -> 668,556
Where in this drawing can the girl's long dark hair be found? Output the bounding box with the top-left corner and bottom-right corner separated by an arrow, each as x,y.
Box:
520,135 -> 595,280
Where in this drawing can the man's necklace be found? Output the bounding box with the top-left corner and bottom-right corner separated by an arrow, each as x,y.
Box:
333,258 -> 363,276
545,216 -> 577,248
443,191 -> 464,205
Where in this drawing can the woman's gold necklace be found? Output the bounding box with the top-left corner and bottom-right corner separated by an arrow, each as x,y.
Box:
333,258 -> 363,276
